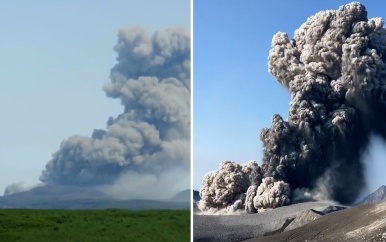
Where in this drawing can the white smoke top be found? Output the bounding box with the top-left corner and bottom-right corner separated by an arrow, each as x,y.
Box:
40,27 -> 190,186
198,161 -> 290,214
3,183 -> 42,196
199,2 -> 386,213
252,177 -> 291,212
197,161 -> 261,214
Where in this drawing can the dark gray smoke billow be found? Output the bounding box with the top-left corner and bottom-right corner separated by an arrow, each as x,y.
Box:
40,27 -> 190,188
198,2 -> 386,213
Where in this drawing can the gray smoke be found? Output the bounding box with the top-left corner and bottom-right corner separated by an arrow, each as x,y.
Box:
197,161 -> 260,213
199,2 -> 386,213
252,177 -> 291,212
39,27 -> 190,191
4,183 -> 42,196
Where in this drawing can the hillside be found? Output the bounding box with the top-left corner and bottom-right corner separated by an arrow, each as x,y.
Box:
356,185 -> 386,205
0,185 -> 190,210
243,202 -> 386,242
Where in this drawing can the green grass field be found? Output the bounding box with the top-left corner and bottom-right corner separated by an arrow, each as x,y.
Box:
0,209 -> 190,242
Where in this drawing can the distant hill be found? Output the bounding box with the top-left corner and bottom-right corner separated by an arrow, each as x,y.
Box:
0,185 -> 190,210
171,189 -> 190,202
356,185 -> 386,206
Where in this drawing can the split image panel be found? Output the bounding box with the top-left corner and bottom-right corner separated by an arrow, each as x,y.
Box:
193,0 -> 386,241
0,1 -> 190,241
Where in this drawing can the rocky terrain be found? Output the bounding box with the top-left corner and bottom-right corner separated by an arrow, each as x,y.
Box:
243,202 -> 386,242
356,185 -> 386,206
193,201 -> 346,242
193,186 -> 386,242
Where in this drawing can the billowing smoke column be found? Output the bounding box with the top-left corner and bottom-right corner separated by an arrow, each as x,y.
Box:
40,27 -> 190,186
198,161 -> 261,213
198,2 -> 386,213
198,161 -> 290,213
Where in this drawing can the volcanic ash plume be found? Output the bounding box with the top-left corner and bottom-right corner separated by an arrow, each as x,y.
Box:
257,179 -> 291,210
199,2 -> 386,213
3,183 -> 42,196
39,27 -> 190,192
198,161 -> 290,214
197,161 -> 261,214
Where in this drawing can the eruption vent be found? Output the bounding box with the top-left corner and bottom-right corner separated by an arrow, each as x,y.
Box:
198,2 -> 386,213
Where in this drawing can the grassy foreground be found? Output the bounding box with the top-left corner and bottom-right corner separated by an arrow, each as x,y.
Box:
0,209 -> 190,242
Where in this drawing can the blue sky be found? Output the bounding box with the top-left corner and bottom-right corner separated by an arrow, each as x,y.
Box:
193,0 -> 386,198
0,0 -> 189,193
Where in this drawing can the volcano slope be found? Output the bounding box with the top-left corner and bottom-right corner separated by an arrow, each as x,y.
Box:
193,201 -> 345,242
0,185 -> 190,210
242,201 -> 386,242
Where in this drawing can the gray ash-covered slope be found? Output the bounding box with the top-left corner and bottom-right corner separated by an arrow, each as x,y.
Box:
193,201 -> 346,242
243,202 -> 386,242
199,1 -> 386,214
282,209 -> 322,232
0,185 -> 190,210
283,205 -> 346,232
356,185 -> 386,205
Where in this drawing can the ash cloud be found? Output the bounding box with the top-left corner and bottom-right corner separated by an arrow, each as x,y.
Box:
38,27 -> 190,194
3,183 -> 42,196
198,161 -> 259,214
198,2 -> 386,213
98,167 -> 190,200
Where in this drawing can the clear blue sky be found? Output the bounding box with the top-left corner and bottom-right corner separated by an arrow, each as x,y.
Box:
193,0 -> 386,198
0,0 -> 190,193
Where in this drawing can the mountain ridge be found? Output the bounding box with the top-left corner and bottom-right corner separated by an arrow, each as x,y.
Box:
356,185 -> 386,206
0,185 -> 190,210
